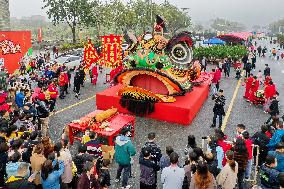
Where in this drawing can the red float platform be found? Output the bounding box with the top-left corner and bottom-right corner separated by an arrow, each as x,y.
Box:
96,74 -> 212,125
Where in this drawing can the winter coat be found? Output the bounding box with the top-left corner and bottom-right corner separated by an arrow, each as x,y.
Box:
6,176 -> 35,189
216,163 -> 238,189
213,95 -> 226,115
15,92 -> 25,108
245,139 -> 253,160
30,153 -> 46,185
160,155 -> 171,171
0,151 -> 8,186
76,172 -> 99,189
73,153 -> 94,175
47,84 -> 58,99
98,168 -> 111,188
267,130 -> 284,150
6,162 -> 21,179
260,164 -> 280,189
140,141 -> 162,163
85,139 -> 102,158
41,160 -> 64,189
139,157 -> 160,186
251,131 -> 270,152
269,99 -> 279,116
268,151 -> 284,172
114,135 -> 136,165
264,67 -> 270,77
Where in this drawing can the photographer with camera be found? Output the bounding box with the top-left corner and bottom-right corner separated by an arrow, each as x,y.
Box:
211,89 -> 226,128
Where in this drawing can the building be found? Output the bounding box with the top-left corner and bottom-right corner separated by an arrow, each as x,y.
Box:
0,0 -> 10,30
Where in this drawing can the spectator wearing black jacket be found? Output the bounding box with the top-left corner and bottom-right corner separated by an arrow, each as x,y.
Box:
264,64 -> 270,77
34,98 -> 50,136
73,71 -> 81,99
266,96 -> 279,124
0,142 -> 9,187
99,159 -> 111,189
140,132 -> 162,164
260,155 -> 280,189
251,125 -> 270,166
204,151 -> 220,178
139,147 -> 160,189
211,89 -> 226,128
6,162 -> 35,189
73,144 -> 94,175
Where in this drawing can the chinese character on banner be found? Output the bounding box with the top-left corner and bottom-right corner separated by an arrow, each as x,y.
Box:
83,39 -> 100,69
101,35 -> 123,68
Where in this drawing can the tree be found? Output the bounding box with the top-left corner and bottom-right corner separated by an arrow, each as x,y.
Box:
269,18 -> 284,34
43,0 -> 93,43
211,18 -> 245,33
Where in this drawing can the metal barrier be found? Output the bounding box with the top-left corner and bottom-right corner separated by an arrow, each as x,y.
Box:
246,144 -> 259,184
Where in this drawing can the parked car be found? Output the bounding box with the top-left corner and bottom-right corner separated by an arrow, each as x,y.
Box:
55,55 -> 82,70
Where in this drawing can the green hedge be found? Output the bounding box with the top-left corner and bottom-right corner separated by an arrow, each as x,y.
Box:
59,43 -> 85,52
193,45 -> 248,60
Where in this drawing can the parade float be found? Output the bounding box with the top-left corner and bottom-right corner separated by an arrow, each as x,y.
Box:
91,16 -> 213,125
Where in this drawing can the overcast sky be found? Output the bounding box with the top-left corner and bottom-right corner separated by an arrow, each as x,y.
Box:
9,0 -> 284,27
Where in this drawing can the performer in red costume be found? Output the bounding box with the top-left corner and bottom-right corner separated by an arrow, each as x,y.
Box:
91,66 -> 98,85
264,75 -> 272,87
264,81 -> 277,112
248,76 -> 260,102
244,73 -> 254,99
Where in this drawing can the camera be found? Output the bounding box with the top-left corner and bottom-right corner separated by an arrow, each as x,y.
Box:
202,136 -> 208,140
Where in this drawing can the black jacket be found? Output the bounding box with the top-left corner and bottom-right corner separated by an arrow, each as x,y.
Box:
139,157 -> 160,186
6,176 -> 35,189
213,95 -> 226,115
73,153 -> 94,175
264,67 -> 270,77
269,99 -> 279,116
140,142 -> 162,163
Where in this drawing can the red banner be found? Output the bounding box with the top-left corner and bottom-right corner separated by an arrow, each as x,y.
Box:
38,28 -> 42,43
101,35 -> 123,68
83,39 -> 100,69
0,31 -> 31,73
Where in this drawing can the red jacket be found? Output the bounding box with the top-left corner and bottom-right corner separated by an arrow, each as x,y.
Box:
212,69 -> 221,84
48,84 -> 58,99
59,74 -> 66,86
38,93 -> 46,101
217,139 -> 232,166
245,139 -> 253,160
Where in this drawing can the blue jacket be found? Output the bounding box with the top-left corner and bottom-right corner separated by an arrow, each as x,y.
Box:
41,160 -> 64,189
15,92 -> 25,108
268,151 -> 284,172
6,162 -> 21,179
267,130 -> 284,150
260,164 -> 279,189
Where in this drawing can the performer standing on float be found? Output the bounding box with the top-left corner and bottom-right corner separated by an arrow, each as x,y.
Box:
244,73 -> 254,100
248,76 -> 260,103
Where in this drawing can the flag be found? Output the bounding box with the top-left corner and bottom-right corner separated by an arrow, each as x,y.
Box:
101,35 -> 123,68
83,39 -> 100,69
